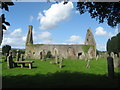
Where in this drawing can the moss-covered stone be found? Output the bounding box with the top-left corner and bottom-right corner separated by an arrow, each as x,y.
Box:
82,45 -> 94,53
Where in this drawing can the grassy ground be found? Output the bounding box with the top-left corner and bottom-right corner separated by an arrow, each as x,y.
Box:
1,57 -> 120,88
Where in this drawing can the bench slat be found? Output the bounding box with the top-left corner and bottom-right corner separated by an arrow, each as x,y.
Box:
14,61 -> 34,64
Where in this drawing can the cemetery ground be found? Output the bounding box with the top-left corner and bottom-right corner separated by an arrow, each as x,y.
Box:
1,57 -> 120,88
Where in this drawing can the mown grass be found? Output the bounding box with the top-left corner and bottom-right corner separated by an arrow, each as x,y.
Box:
1,57 -> 120,88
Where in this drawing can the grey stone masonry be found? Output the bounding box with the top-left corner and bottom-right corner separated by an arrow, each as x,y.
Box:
25,25 -> 96,60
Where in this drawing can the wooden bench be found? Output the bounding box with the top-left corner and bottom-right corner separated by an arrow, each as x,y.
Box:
14,61 -> 34,69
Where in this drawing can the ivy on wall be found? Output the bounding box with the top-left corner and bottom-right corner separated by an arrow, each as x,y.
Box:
81,45 -> 94,53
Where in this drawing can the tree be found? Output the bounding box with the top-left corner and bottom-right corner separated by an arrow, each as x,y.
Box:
107,33 -> 120,54
106,39 -> 111,54
2,45 -> 11,55
45,51 -> 53,59
76,2 -> 120,27
0,1 -> 14,45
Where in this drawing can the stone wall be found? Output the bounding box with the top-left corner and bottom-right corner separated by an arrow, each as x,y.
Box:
25,44 -> 96,60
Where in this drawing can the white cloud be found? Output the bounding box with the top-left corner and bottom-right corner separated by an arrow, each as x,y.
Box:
66,35 -> 84,44
95,27 -> 107,36
75,10 -> 79,14
97,44 -> 106,51
95,26 -> 118,38
11,28 -> 22,36
1,28 -> 26,48
38,1 -> 73,30
39,31 -> 53,43
37,12 -> 43,20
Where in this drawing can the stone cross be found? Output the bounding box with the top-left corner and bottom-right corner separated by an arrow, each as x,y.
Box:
16,49 -> 20,61
7,50 -> 14,69
107,55 -> 114,79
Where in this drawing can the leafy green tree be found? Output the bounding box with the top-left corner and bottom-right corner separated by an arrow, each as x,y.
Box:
2,45 -> 11,55
107,39 -> 111,54
45,51 -> 53,59
76,2 -> 120,27
107,33 -> 120,54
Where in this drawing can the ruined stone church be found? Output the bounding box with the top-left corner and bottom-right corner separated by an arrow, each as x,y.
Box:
25,25 -> 96,60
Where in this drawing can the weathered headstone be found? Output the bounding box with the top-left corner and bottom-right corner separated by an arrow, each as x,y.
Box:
16,49 -> 20,61
96,55 -> 99,61
107,55 -> 114,78
59,55 -> 63,68
4,53 -> 9,62
55,55 -> 58,64
119,53 -> 120,58
7,50 -> 14,69
86,60 -> 90,68
113,54 -> 120,69
110,52 -> 114,59
20,54 -> 24,61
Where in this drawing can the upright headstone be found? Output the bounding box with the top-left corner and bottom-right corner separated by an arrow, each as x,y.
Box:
55,55 -> 58,64
20,54 -> 24,61
119,53 -> 120,58
86,60 -> 90,68
16,49 -> 20,61
113,54 -> 120,69
4,53 -> 9,62
110,52 -> 114,59
59,55 -> 63,68
7,50 -> 13,69
96,55 -> 99,61
107,55 -> 114,78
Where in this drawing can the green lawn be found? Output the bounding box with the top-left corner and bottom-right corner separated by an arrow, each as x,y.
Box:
1,57 -> 120,88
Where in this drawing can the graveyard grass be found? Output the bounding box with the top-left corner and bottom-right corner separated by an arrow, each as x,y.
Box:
1,57 -> 120,88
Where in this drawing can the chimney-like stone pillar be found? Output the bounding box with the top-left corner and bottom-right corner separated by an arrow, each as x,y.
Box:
26,25 -> 33,45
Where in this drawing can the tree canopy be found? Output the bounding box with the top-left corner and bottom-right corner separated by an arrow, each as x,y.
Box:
2,45 -> 11,55
76,2 -> 120,27
107,33 -> 120,54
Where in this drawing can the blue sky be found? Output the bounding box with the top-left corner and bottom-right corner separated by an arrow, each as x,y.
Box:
1,1 -> 118,51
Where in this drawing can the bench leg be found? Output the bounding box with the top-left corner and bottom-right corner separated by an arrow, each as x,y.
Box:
14,63 -> 17,67
29,63 -> 32,69
21,64 -> 24,68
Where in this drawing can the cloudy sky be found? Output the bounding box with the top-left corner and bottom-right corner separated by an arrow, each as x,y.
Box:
1,1 -> 119,51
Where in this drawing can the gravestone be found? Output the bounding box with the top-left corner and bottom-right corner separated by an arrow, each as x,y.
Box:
20,54 -> 24,61
96,55 -> 99,61
55,55 -> 58,64
113,54 -> 120,69
119,53 -> 120,58
86,60 -> 90,68
16,49 -> 20,61
59,55 -> 63,68
7,50 -> 14,69
107,56 -> 114,78
5,53 -> 9,62
110,52 -> 114,58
